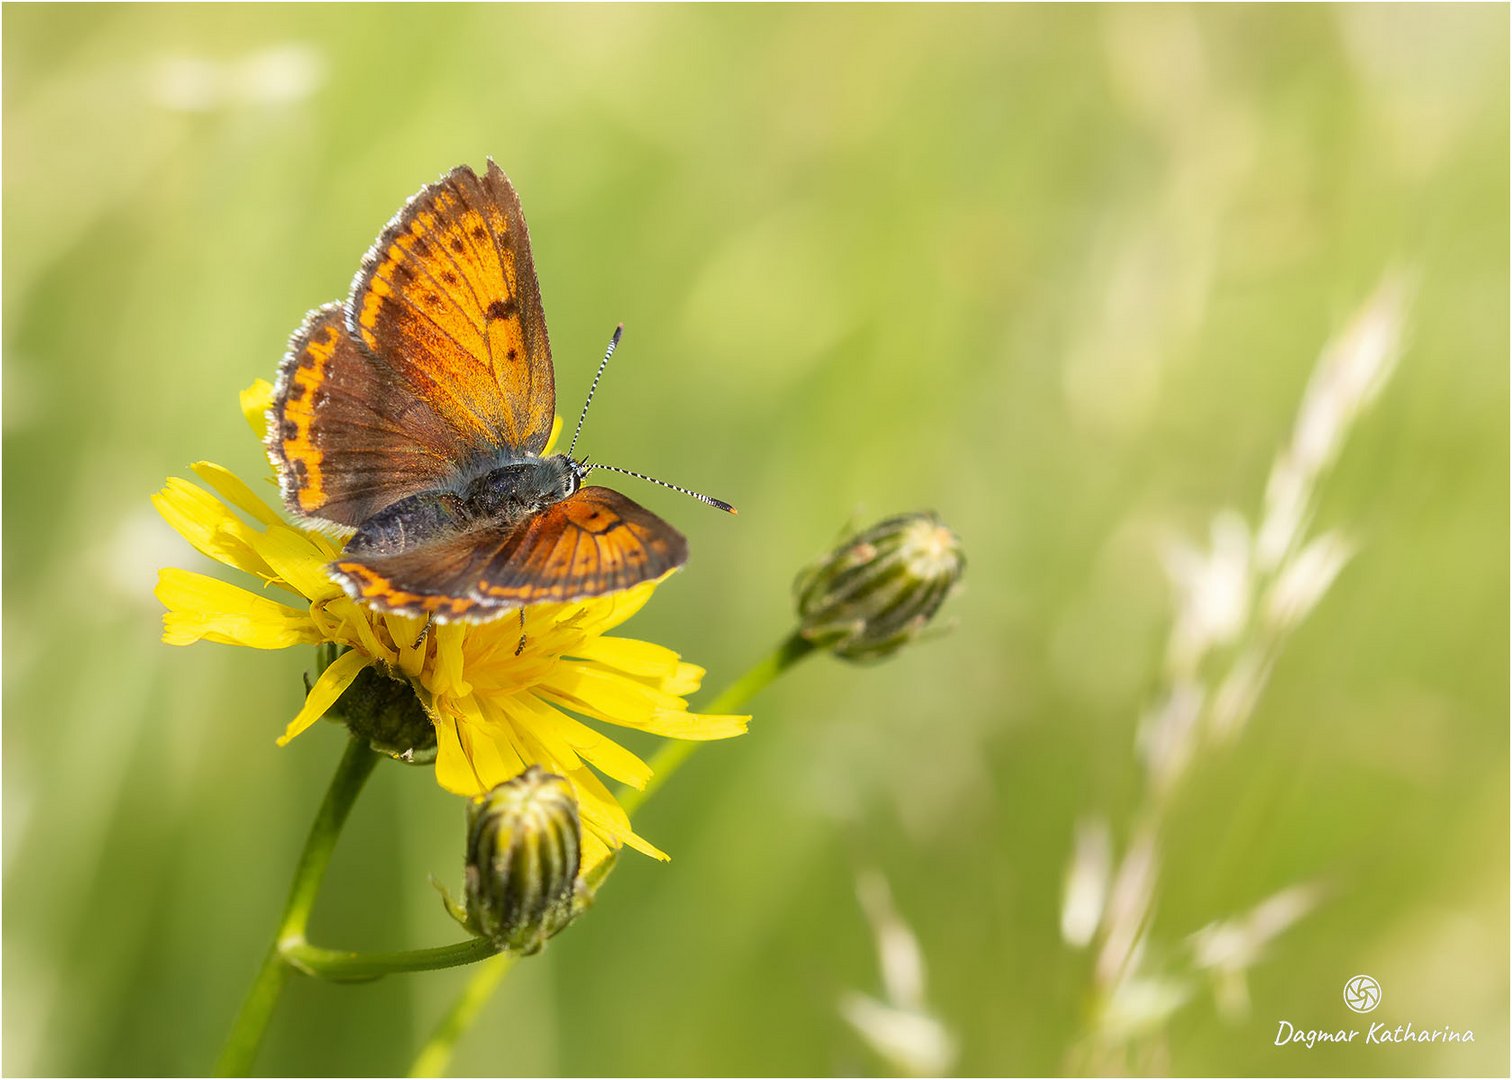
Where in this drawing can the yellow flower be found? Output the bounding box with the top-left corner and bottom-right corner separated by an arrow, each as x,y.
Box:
152,381 -> 747,870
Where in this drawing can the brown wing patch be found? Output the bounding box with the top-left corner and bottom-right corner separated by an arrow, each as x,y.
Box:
349,161 -> 555,454
268,305 -> 476,528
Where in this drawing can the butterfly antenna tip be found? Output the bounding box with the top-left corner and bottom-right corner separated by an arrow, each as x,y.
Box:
567,325 -> 625,459
585,461 -> 737,515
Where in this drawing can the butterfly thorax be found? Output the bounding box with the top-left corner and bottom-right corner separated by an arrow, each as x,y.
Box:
345,454 -> 583,558
460,454 -> 582,521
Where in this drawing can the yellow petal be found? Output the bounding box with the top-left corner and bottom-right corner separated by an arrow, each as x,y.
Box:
661,661 -> 706,697
191,461 -> 283,526
565,639 -> 706,698
241,379 -> 274,436
431,622 -> 470,696
316,596 -> 393,661
257,525 -> 344,601
512,695 -> 651,789
277,649 -> 371,746
385,613 -> 429,679
539,663 -> 747,740
152,479 -> 271,579
553,578 -> 664,641
579,830 -> 614,874
638,710 -> 749,741
567,764 -> 668,861
619,829 -> 670,861
433,714 -> 475,795
157,569 -> 318,648
542,414 -> 563,455
434,698 -> 524,795
538,661 -> 678,724
506,704 -> 585,774
568,636 -> 684,680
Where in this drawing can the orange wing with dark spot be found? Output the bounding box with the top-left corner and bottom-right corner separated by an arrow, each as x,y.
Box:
268,304 -> 479,527
349,160 -> 555,454
329,488 -> 688,619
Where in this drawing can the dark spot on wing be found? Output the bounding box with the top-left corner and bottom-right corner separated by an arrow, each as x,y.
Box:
486,298 -> 518,321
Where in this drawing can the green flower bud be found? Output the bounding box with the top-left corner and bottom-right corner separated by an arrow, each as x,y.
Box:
326,662 -> 437,764
457,766 -> 583,954
794,512 -> 964,663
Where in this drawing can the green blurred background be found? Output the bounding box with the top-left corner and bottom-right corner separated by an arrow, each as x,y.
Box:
4,4 -> 1507,1076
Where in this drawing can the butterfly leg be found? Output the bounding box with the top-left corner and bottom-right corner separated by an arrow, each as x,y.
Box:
413,614 -> 435,651
513,607 -> 527,657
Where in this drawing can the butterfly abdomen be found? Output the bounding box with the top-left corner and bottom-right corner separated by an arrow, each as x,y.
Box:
346,491 -> 469,557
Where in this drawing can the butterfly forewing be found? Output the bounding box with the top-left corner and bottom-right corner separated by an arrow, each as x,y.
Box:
349,160 -> 556,455
268,304 -> 477,527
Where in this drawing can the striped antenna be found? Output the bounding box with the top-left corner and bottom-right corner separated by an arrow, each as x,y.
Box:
585,462 -> 738,514
567,324 -> 623,459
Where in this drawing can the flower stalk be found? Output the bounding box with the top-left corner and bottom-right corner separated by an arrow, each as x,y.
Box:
215,735 -> 381,1076
280,939 -> 502,983
409,954 -> 520,1078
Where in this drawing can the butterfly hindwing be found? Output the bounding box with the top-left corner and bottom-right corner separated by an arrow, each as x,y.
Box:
349,160 -> 556,456
473,487 -> 689,607
267,304 -> 478,527
330,487 -> 688,619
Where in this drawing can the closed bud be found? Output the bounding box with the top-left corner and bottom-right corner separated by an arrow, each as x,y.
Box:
456,766 -> 583,954
327,663 -> 437,764
794,512 -> 964,662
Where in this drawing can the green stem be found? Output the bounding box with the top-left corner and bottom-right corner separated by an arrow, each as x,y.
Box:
407,631 -> 816,1076
283,937 -> 500,982
214,736 -> 381,1076
408,953 -> 520,1078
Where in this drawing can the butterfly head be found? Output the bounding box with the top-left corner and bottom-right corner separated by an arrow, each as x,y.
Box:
522,453 -> 584,505
556,455 -> 591,503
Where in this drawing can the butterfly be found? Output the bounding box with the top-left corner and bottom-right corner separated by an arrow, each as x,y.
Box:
266,160 -> 731,622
